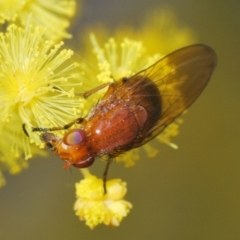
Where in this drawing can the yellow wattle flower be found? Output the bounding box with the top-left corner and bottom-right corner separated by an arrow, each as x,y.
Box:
74,173 -> 132,229
0,0 -> 76,41
0,23 -> 83,187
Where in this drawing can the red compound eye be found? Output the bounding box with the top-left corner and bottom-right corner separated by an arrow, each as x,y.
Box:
63,129 -> 86,145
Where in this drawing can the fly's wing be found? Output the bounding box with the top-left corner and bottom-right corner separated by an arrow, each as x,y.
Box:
127,44 -> 217,148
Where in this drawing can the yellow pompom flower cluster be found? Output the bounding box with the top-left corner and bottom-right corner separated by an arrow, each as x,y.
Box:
0,23 -> 83,186
0,0 -> 76,41
74,171 -> 132,229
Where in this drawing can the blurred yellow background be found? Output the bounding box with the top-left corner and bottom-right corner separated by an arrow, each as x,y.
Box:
0,0 -> 239,239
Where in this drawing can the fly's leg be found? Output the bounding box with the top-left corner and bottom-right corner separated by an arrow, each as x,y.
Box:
31,83 -> 114,132
75,82 -> 111,98
24,83 -> 116,135
31,117 -> 85,132
24,82 -> 116,135
102,157 -> 114,194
